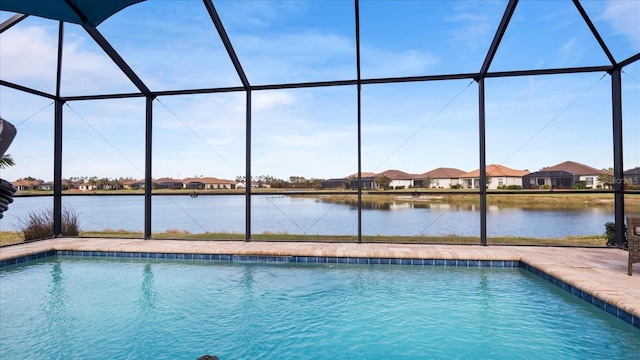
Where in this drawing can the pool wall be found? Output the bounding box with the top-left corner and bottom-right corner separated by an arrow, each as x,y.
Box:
1,249 -> 638,330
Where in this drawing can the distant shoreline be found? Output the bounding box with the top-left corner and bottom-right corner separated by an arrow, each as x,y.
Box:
12,188 -> 640,209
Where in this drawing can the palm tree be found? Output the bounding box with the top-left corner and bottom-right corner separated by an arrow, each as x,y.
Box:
0,154 -> 15,169
375,174 -> 392,190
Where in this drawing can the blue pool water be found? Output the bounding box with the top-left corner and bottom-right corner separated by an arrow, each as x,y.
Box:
1,257 -> 638,360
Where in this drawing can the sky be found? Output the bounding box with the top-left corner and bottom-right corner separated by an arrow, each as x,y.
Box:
0,0 -> 639,183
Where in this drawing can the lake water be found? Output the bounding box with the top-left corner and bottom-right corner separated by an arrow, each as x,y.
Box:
0,195 -> 616,238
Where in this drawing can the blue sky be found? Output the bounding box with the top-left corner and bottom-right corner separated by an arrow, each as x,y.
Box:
0,0 -> 638,183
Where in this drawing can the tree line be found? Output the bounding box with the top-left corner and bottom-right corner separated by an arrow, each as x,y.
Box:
235,175 -> 325,189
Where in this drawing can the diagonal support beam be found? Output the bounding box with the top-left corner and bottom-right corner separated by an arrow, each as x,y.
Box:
0,13 -> 27,33
63,0 -> 89,25
478,0 -> 518,80
0,80 -> 56,100
203,0 -> 250,89
82,26 -> 152,97
619,52 -> 640,68
573,0 -> 616,66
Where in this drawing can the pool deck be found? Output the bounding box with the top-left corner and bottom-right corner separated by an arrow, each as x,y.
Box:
2,238 -> 639,323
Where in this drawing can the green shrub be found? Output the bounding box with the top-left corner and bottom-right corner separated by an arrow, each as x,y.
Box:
572,181 -> 587,190
18,207 -> 80,241
604,221 -> 627,248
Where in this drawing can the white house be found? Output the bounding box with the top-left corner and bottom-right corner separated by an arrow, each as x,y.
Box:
459,164 -> 529,189
377,169 -> 414,189
523,161 -> 606,189
417,167 -> 466,188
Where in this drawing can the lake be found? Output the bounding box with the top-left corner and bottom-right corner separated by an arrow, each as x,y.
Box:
0,195 -> 615,238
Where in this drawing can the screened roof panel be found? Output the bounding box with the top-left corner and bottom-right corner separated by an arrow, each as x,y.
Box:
58,23 -> 141,96
96,0 -> 243,91
215,0 -> 357,85
621,61 -> 640,169
490,0 -> 613,72
359,0 -> 503,78
0,0 -> 638,182
0,13 -> 59,95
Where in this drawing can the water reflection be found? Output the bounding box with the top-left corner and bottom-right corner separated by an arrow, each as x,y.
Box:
140,263 -> 156,311
44,261 -> 72,356
326,198 -> 486,212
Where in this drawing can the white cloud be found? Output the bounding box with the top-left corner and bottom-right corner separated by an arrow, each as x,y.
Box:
602,0 -> 640,46
0,24 -> 137,95
237,31 -> 356,83
360,47 -> 439,78
253,91 -> 296,111
448,0 -> 503,50
59,32 -> 137,94
218,0 -> 308,30
0,25 -> 58,90
560,38 -> 578,64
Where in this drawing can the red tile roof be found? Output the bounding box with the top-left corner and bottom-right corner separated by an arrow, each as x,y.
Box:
183,177 -> 236,184
541,161 -> 605,176
419,167 -> 466,179
11,179 -> 41,187
377,169 -> 414,180
120,179 -> 144,185
347,172 -> 378,178
154,177 -> 181,183
625,167 -> 640,176
459,164 -> 529,178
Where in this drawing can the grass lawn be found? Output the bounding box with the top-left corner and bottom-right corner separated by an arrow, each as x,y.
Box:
1,230 -> 607,247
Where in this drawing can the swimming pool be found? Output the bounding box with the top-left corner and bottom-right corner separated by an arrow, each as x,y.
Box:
1,255 -> 638,359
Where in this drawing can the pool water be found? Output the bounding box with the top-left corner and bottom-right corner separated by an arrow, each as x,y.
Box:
1,257 -> 638,359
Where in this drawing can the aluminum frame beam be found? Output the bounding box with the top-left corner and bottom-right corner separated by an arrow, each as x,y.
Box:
355,0 -> 363,243
0,13 -> 27,33
54,65 -> 614,102
53,21 -> 66,237
0,80 -> 57,100
82,26 -> 152,97
611,69 -> 625,248
244,91 -> 252,240
144,97 -> 153,239
573,0 -> 616,66
203,0 -> 250,90
478,0 -> 517,79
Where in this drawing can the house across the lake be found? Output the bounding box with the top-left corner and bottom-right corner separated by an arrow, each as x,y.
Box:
523,161 -> 605,189
10,179 -> 41,191
322,167 -> 467,190
11,161 -> 639,191
182,177 -> 237,190
624,167 -> 640,186
377,169 -> 414,189
417,167 -> 466,188
459,164 -> 529,189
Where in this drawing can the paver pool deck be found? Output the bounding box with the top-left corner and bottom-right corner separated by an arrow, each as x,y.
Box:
1,238 -> 639,322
